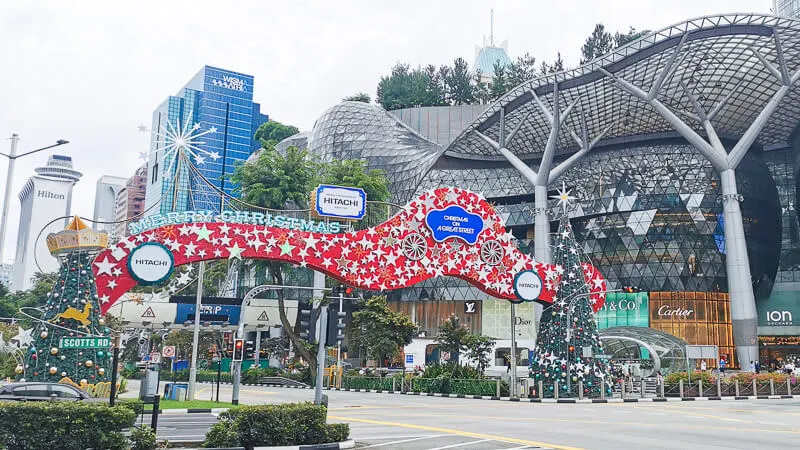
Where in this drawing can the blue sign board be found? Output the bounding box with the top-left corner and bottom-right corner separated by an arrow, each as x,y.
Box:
405,354 -> 414,364
425,205 -> 484,244
174,304 -> 241,324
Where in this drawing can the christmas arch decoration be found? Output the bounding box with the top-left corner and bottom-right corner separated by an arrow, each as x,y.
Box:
94,188 -> 609,314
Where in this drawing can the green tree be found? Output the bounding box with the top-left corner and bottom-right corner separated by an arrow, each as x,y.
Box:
231,146 -> 320,367
507,53 -> 537,87
614,27 -> 650,48
581,23 -> 614,63
351,296 -> 416,366
436,315 -> 469,362
463,333 -> 495,376
320,159 -> 390,203
376,63 -> 415,110
446,57 -> 475,105
489,61 -> 509,100
254,120 -> 300,149
343,92 -> 371,103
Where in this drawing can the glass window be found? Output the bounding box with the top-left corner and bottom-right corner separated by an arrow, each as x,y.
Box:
50,385 -> 82,399
14,385 -> 50,397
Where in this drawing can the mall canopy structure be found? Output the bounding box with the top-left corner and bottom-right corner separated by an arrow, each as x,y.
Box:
599,327 -> 689,376
449,14 -> 800,369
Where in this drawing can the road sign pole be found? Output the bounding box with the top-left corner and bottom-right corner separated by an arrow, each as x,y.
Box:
109,333 -> 120,406
314,305 -> 329,405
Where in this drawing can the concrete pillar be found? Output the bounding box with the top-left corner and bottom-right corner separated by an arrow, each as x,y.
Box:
719,169 -> 759,369
533,184 -> 550,323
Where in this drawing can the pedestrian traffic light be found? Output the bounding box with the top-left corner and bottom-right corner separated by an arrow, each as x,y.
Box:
298,300 -> 318,343
233,338 -> 245,362
245,341 -> 255,359
326,309 -> 346,345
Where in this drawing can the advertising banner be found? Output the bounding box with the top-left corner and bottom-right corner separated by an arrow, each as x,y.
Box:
594,292 -> 649,329
757,290 -> 799,327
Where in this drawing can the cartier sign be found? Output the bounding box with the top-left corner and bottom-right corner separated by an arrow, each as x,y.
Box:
657,305 -> 694,318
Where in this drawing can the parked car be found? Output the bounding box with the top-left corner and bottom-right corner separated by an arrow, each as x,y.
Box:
0,382 -> 103,402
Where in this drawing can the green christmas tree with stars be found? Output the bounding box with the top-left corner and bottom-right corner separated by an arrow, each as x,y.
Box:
530,187 -> 611,398
17,217 -> 112,385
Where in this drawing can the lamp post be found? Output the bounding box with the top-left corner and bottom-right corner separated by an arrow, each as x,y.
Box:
0,134 -> 69,262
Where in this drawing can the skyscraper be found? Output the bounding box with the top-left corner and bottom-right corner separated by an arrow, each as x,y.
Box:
112,164 -> 147,241
12,155 -> 82,291
144,66 -> 268,215
92,175 -> 127,234
774,0 -> 800,18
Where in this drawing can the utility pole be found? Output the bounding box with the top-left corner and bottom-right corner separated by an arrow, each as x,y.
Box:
187,261 -> 205,400
510,301 -> 517,397
314,304 -> 329,405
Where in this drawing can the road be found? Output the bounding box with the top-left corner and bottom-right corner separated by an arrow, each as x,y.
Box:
123,381 -> 800,449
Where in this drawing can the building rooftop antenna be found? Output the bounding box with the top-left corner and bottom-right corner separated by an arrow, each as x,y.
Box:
490,9 -> 494,47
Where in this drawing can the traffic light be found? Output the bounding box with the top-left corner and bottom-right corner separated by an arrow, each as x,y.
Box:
233,338 -> 245,362
245,341 -> 255,359
298,300 -> 318,343
326,309 -> 346,345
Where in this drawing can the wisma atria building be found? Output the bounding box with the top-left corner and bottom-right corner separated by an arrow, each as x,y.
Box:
284,14 -> 800,368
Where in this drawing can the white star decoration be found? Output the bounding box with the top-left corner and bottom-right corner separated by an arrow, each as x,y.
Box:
551,181 -> 576,213
94,256 -> 116,276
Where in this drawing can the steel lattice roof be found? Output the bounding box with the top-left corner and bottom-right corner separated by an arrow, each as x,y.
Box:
446,14 -> 800,160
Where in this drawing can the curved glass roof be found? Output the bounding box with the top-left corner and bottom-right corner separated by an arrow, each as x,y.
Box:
446,14 -> 800,160
600,326 -> 689,374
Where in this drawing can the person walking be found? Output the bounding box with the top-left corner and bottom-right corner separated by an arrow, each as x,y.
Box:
700,360 -> 707,373
719,358 -> 726,377
749,360 -> 756,372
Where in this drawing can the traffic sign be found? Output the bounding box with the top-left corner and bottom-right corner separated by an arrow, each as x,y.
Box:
162,345 -> 176,358
149,352 -> 161,364
60,337 -> 111,349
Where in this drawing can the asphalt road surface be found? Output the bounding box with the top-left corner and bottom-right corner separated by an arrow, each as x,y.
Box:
124,381 -> 800,449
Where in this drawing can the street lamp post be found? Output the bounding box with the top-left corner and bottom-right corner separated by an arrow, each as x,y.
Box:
0,134 -> 69,262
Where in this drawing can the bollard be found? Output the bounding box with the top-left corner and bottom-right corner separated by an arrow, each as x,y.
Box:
735,379 -> 740,397
641,379 -> 646,398
699,379 -> 703,397
601,380 -> 606,400
496,378 -> 501,397
578,380 -> 584,400
679,379 -> 684,398
554,380 -> 559,400
629,378 -> 634,396
151,396 -> 160,433
538,380 -> 544,399
788,378 -> 792,396
770,379 -> 775,396
621,379 -> 626,399
753,379 -> 757,396
716,376 -> 721,397
392,377 -> 396,392
659,379 -> 665,398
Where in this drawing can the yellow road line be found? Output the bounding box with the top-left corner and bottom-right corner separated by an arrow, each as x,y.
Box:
328,415 -> 583,450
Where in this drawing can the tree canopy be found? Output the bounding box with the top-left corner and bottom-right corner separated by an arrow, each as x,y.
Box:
253,120 -> 300,149
343,92 -> 371,103
351,296 -> 416,366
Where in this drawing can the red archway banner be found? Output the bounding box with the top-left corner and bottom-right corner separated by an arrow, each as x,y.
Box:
93,188 -> 607,315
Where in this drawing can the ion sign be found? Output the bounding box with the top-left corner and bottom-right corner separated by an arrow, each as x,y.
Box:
514,270 -> 543,301
127,242 -> 174,285
314,184 -> 366,220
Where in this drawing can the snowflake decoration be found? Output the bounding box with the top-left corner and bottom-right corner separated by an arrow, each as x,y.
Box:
150,112 -> 220,178
550,181 -> 576,213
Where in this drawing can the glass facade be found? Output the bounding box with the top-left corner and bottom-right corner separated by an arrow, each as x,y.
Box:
146,66 -> 268,215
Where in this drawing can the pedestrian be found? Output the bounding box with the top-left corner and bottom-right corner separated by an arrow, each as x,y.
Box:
749,360 -> 756,372
719,358 -> 726,376
656,371 -> 664,386
755,361 -> 761,373
700,360 -> 707,373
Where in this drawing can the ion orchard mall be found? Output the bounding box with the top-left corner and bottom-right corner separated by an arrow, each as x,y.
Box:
257,14 -> 800,370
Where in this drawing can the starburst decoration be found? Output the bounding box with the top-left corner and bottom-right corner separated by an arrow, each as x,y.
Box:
551,181 -> 576,213
150,112 -> 220,178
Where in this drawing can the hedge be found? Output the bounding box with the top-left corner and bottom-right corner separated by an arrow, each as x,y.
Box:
0,401 -> 136,450
203,402 -> 349,448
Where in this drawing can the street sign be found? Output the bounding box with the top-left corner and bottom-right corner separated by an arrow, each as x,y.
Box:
161,345 -> 176,358
686,345 -> 718,359
149,352 -> 161,364
405,354 -> 414,364
60,337 -> 111,349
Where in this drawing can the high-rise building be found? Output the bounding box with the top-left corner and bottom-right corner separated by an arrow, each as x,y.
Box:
473,10 -> 511,85
774,0 -> 800,18
11,155 -> 81,291
92,175 -> 127,235
112,164 -> 147,241
144,66 -> 268,215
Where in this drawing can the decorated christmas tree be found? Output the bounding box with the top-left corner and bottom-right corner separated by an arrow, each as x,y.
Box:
530,203 -> 611,398
16,216 -> 112,384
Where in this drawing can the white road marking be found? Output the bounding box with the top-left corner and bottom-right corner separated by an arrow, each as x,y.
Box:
426,438 -> 491,449
359,435 -> 446,448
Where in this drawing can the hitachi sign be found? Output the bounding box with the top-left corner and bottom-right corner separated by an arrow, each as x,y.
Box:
37,190 -> 65,200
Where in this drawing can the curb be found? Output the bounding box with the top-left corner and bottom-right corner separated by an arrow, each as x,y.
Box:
180,440 -> 355,450
199,381 -> 312,389
140,408 -> 229,414
323,387 -> 799,403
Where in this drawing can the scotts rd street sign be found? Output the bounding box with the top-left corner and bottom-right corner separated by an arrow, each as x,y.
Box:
127,242 -> 174,285
60,337 -> 112,349
513,270 -> 543,301
314,184 -> 367,220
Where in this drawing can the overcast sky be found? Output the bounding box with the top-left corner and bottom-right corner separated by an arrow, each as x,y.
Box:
0,0 -> 769,263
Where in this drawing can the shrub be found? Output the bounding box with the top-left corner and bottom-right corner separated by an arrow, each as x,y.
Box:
241,366 -> 280,384
130,425 -> 157,450
726,372 -> 789,384
422,361 -> 482,379
664,371 -> 715,385
326,423 -> 350,442
0,401 -> 135,450
203,402 -> 347,448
